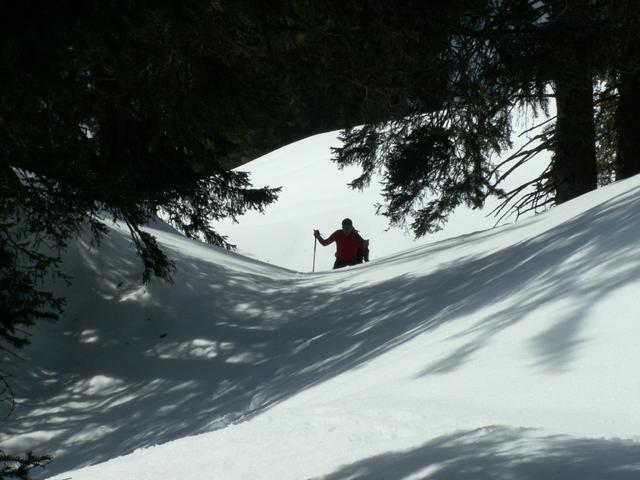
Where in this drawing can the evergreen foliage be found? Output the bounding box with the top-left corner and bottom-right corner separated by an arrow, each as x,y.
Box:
329,0 -> 640,236
330,0 -> 545,234
0,450 -> 52,480
0,1 -> 283,397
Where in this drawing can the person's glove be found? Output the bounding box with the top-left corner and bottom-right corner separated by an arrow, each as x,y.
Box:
313,229 -> 321,238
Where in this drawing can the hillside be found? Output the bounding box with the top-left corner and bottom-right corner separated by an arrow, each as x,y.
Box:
2,163 -> 640,478
212,130 -> 549,272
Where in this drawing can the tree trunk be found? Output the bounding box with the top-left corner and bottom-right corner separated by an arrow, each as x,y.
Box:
547,0 -> 598,204
616,66 -> 640,179
553,72 -> 597,204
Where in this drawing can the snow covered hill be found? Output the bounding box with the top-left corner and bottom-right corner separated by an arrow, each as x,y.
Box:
3,140 -> 640,479
212,130 -> 549,272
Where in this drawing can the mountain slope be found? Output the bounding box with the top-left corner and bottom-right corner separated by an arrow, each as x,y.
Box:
3,173 -> 640,479
212,130 -> 549,272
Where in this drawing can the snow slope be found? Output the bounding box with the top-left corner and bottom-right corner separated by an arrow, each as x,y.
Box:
212,130 -> 548,272
2,138 -> 640,479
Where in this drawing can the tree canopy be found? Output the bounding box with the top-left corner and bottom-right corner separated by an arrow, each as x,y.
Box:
324,0 -> 640,234
1,2 -> 286,368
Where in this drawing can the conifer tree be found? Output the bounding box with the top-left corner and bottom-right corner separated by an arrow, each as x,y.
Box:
0,1 -> 284,391
329,0 -> 546,235
327,0 -> 640,235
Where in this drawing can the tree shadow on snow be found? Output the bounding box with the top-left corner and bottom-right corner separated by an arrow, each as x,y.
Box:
3,185 -> 640,477
319,426 -> 640,480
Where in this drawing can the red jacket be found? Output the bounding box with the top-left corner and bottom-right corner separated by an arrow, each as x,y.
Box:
317,230 -> 369,262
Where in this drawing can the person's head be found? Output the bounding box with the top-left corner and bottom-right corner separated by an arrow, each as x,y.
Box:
341,218 -> 353,233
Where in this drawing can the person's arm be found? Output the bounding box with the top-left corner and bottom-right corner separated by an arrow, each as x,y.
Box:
314,230 -> 336,246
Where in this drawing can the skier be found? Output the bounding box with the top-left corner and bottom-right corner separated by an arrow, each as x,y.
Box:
313,218 -> 369,269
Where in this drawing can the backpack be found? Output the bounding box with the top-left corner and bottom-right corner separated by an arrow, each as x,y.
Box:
354,231 -> 369,263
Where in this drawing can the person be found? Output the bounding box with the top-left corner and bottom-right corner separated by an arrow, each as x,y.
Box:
314,218 -> 369,269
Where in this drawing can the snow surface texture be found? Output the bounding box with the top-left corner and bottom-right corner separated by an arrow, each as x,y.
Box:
2,132 -> 640,479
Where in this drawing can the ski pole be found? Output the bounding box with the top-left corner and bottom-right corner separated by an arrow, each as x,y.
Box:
312,236 -> 317,272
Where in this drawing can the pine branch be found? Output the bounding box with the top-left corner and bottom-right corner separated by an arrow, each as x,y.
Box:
0,450 -> 53,480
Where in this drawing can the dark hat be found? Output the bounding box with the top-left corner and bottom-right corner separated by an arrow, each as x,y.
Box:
341,218 -> 353,226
